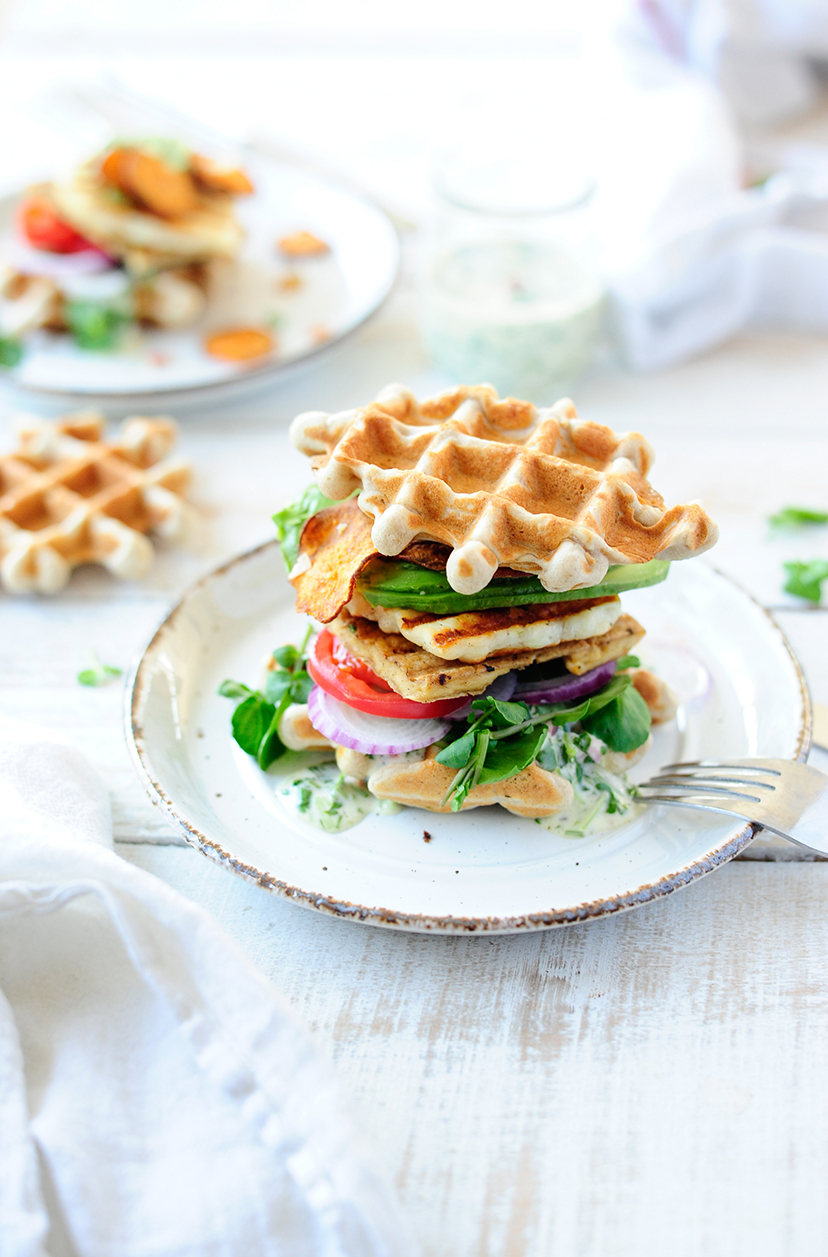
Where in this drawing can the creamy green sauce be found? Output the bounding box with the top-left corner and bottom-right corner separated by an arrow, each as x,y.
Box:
276,759 -> 401,832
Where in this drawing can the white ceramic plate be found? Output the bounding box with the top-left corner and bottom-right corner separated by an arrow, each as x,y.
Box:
0,159 -> 399,409
127,544 -> 811,934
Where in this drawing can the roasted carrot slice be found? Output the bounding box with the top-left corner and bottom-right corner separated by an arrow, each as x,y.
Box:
100,147 -> 136,195
204,327 -> 274,361
190,154 -> 254,196
124,151 -> 199,219
278,230 -> 330,258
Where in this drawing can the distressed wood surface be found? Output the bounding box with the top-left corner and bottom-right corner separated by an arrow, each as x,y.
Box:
3,299 -> 828,1255
118,843 -> 828,1257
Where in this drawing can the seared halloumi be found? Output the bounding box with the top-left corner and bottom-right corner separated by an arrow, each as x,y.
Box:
349,594 -> 622,663
329,611 -> 646,704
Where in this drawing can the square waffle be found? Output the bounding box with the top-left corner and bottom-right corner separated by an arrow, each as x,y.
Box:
0,411 -> 191,594
291,383 -> 718,596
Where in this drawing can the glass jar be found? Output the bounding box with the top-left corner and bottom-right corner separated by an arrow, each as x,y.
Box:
419,142 -> 606,400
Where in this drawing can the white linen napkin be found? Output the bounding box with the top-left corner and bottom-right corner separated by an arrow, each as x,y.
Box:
0,722 -> 416,1257
590,7 -> 828,370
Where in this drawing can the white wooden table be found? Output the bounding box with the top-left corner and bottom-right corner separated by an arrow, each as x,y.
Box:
3,286 -> 828,1255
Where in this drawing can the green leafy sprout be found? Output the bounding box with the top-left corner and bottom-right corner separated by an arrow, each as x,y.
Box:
78,652 -> 122,687
272,484 -> 338,573
218,627 -> 314,769
783,560 -> 828,604
65,298 -> 130,352
768,506 -> 828,531
434,670 -> 651,812
0,337 -> 23,369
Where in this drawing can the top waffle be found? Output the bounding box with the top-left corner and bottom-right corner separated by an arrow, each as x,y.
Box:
0,411 -> 191,595
290,384 -> 719,595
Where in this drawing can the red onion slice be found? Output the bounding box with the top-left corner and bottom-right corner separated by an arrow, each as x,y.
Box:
307,685 -> 450,755
446,671 -> 519,721
513,659 -> 618,705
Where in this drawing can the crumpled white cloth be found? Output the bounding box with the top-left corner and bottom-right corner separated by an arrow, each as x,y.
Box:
0,723 -> 416,1257
589,4 -> 828,370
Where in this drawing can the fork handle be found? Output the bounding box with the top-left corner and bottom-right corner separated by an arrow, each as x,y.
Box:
773,782 -> 828,858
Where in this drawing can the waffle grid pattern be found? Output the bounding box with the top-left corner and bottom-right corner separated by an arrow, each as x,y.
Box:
291,384 -> 718,596
0,412 -> 191,595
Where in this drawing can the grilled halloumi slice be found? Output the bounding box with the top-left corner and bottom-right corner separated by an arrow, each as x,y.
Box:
348,594 -> 622,663
330,611 -> 646,704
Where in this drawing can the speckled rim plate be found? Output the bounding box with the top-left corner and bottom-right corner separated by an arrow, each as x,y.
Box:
0,159 -> 399,410
126,542 -> 811,934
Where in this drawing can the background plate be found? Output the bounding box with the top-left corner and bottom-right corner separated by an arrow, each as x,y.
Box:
0,158 -> 399,409
127,544 -> 811,933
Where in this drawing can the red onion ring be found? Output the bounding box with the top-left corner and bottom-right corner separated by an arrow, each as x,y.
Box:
512,659 -> 617,705
307,685 -> 450,755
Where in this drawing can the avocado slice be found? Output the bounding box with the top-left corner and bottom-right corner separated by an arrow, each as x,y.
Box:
357,557 -> 670,616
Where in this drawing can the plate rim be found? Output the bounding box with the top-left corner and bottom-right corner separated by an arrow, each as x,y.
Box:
0,167 -> 400,405
125,540 -> 813,934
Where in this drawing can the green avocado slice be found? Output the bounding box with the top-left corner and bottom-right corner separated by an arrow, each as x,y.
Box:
357,557 -> 670,616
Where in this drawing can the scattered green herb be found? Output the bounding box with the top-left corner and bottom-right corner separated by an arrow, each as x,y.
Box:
783,559 -> 828,604
0,337 -> 23,368
65,299 -> 129,352
434,673 -> 652,811
272,484 -> 338,572
581,686 -> 652,753
769,506 -> 828,530
78,652 -> 122,687
218,627 -> 313,768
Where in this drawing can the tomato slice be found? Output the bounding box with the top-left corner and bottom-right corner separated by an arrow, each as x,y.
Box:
308,630 -> 469,719
19,197 -> 96,254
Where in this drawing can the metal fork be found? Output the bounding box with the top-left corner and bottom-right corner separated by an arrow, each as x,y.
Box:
637,758 -> 828,856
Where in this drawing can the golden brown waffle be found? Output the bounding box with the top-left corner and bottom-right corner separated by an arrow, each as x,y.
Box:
338,743 -> 573,818
0,411 -> 191,595
291,383 -> 718,596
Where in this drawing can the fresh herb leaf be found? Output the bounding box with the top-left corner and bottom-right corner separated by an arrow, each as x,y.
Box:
77,651 -> 122,687
540,673 -> 632,727
219,627 -> 314,768
615,655 -> 640,671
476,723 -> 547,786
0,337 -> 23,368
435,727 -> 478,769
231,694 -> 276,756
769,506 -> 828,530
272,484 -> 338,572
65,299 -> 128,351
217,679 -> 253,699
581,686 -> 651,753
783,559 -> 828,604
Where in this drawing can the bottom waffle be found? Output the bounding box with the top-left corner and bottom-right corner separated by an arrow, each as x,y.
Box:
330,611 -> 646,704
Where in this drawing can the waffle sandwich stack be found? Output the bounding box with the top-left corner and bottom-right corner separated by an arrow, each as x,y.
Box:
279,384 -> 718,820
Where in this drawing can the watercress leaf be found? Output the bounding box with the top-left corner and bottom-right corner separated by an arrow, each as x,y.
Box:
435,728 -> 477,769
218,679 -> 253,700
77,663 -> 121,687
257,692 -> 292,769
615,655 -> 640,671
0,337 -> 23,368
470,697 -> 530,728
289,671 -> 314,703
783,559 -> 828,604
272,644 -> 299,669
581,686 -> 651,753
65,299 -> 127,351
231,695 -> 275,756
543,673 -> 632,725
272,483 -> 338,572
477,723 -> 548,786
264,671 -> 293,703
769,506 -> 828,530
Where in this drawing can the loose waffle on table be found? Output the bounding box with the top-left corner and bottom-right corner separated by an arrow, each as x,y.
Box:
0,412 -> 191,595
290,383 -> 718,596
